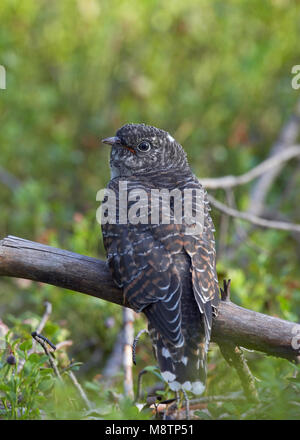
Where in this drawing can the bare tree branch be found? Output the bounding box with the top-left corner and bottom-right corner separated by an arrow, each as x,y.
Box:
31,332 -> 61,380
36,301 -> 52,334
122,307 -> 134,398
18,301 -> 53,372
219,343 -> 259,402
68,370 -> 92,410
0,236 -> 299,363
207,194 -> 300,233
249,99 -> 300,216
132,329 -> 148,366
199,145 -> 300,190
221,99 -> 300,260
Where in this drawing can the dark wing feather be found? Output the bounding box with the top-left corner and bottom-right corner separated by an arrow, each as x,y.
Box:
102,180 -> 184,347
183,187 -> 220,348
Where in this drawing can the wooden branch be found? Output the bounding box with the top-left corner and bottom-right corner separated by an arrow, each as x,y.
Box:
219,343 -> 259,402
0,236 -> 299,363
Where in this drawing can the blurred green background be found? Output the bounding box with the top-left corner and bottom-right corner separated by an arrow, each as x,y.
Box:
0,0 -> 300,419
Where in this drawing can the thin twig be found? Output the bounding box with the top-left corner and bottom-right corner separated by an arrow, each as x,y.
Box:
68,370 -> 92,410
31,332 -> 92,409
249,99 -> 300,216
219,343 -> 259,403
123,308 -> 134,399
135,368 -> 148,401
172,392 -> 246,419
31,332 -> 62,380
217,281 -> 259,402
220,279 -> 231,302
18,301 -> 53,372
36,302 -> 52,334
132,329 -> 148,366
55,340 -> 73,350
199,145 -> 300,189
208,194 -> 300,233
224,99 -> 300,256
31,331 -> 56,350
30,301 -> 52,355
182,389 -> 190,420
189,391 -> 245,405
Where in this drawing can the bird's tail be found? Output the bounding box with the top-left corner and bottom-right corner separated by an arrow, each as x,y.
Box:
149,326 -> 207,395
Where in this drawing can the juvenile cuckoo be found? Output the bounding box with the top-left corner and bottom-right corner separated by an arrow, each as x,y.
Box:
101,123 -> 219,395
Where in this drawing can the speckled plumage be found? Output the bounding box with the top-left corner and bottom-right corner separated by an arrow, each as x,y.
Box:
101,123 -> 219,394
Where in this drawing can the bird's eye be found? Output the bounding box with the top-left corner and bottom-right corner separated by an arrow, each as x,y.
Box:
137,141 -> 151,152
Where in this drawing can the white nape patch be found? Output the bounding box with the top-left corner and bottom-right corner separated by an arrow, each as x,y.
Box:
162,371 -> 176,382
192,381 -> 205,395
182,381 -> 192,391
168,381 -> 181,391
167,134 -> 175,143
181,356 -> 188,366
162,347 -> 171,359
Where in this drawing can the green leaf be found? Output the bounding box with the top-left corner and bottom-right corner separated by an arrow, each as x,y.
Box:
38,379 -> 54,392
143,365 -> 163,381
194,410 -> 212,420
28,353 -> 41,363
39,368 -> 54,376
84,381 -> 101,392
19,340 -> 32,352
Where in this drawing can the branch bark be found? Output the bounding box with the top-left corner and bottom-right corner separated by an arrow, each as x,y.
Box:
0,236 -> 299,363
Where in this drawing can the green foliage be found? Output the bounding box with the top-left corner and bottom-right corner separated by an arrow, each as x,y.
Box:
0,331 -> 55,419
0,312 -> 154,420
204,349 -> 300,420
0,0 -> 300,419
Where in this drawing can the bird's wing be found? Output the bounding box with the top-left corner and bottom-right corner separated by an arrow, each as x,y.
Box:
104,222 -> 184,346
102,179 -> 185,347
183,187 -> 220,347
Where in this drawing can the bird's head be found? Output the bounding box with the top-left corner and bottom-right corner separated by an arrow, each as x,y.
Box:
102,123 -> 189,178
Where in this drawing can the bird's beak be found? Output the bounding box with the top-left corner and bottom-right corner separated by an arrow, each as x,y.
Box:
101,135 -> 135,154
101,136 -> 121,146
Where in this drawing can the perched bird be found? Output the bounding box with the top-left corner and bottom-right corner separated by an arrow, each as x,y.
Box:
101,123 -> 219,395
